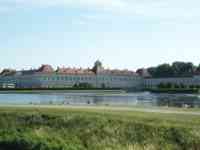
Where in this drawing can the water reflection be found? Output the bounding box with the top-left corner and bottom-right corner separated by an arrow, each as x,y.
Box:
0,92 -> 199,108
155,94 -> 200,108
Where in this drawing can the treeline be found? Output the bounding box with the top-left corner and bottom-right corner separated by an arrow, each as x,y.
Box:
150,82 -> 200,93
147,61 -> 200,78
73,83 -> 94,89
158,83 -> 200,89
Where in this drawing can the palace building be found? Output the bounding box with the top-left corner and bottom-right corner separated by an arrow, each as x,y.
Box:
0,61 -> 142,89
2,61 -> 200,90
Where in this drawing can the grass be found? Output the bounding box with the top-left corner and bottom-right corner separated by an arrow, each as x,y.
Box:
147,88 -> 200,94
0,89 -> 125,94
0,106 -> 199,150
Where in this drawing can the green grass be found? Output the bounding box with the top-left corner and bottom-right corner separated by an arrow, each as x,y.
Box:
147,88 -> 200,94
0,106 -> 199,150
0,88 -> 125,94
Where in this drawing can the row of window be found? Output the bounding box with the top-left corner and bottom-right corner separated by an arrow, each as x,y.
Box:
41,76 -> 137,82
43,76 -> 93,81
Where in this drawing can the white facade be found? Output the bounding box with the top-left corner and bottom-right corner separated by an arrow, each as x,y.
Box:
2,72 -> 200,89
144,75 -> 200,88
0,61 -> 143,89
3,61 -> 200,90
0,74 -> 142,89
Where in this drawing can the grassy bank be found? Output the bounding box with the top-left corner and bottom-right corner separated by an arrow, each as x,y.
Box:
0,88 -> 122,91
0,106 -> 199,150
0,88 -> 125,94
147,88 -> 199,94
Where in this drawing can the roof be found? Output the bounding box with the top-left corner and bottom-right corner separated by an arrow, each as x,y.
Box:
56,67 -> 95,75
0,62 -> 139,76
98,69 -> 138,76
37,65 -> 54,73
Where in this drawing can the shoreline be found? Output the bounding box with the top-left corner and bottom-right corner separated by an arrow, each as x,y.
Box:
0,89 -> 126,94
147,88 -> 200,94
1,104 -> 200,115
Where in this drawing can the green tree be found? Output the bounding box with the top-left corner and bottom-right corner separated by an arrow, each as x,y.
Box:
180,83 -> 186,89
174,84 -> 180,89
166,82 -> 173,89
196,64 -> 200,73
147,61 -> 196,78
189,85 -> 195,89
156,64 -> 174,77
158,83 -> 165,88
147,67 -> 157,77
172,62 -> 195,77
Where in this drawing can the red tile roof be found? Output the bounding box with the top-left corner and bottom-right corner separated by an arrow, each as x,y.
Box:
37,65 -> 54,73
56,67 -> 95,75
1,63 -> 138,76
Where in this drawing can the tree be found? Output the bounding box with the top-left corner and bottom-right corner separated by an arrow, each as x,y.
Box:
156,64 -> 174,77
174,84 -> 180,89
158,83 -> 166,89
195,85 -> 200,89
101,83 -> 106,89
172,62 -> 195,77
147,61 -> 196,78
147,67 -> 157,77
73,83 -> 78,88
74,83 -> 93,89
196,64 -> 200,73
180,83 -> 186,89
189,85 -> 195,89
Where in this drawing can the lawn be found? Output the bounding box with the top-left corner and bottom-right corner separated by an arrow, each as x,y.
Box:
0,106 -> 199,150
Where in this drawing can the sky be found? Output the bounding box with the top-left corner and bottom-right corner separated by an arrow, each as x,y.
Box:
0,0 -> 200,71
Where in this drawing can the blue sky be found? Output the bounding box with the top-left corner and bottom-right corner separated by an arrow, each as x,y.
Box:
0,0 -> 200,71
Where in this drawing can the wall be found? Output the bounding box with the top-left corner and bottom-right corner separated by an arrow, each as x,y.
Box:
144,75 -> 200,88
0,73 -> 143,89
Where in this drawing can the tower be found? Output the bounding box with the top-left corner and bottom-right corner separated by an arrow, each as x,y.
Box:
92,60 -> 103,74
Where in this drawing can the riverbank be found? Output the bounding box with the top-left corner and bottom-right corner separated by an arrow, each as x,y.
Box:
0,88 -> 126,94
0,106 -> 199,150
147,88 -> 200,94
2,105 -> 200,115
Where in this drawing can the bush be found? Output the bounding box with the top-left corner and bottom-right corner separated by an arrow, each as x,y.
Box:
0,108 -> 199,150
73,83 -> 93,89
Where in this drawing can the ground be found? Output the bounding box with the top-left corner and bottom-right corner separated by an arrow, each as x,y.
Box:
0,105 -> 199,150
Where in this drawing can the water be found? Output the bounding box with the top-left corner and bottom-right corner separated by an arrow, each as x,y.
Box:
0,92 -> 200,108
